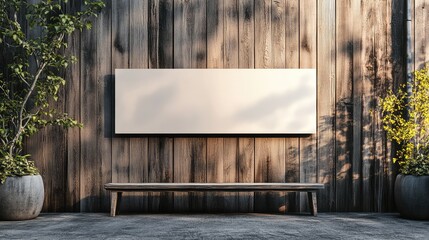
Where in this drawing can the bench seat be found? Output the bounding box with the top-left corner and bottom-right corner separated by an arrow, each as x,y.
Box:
104,183 -> 324,217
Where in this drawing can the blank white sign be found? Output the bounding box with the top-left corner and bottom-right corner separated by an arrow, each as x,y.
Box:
115,69 -> 316,134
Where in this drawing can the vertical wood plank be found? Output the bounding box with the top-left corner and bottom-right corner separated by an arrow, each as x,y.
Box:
64,0 -> 81,212
238,0 -> 255,68
254,138 -> 285,213
254,0 -> 271,68
299,0 -> 317,212
335,0 -> 354,212
40,0 -> 72,212
207,0 -> 224,69
111,0 -> 130,212
173,138 -> 207,212
284,138 -> 300,212
223,0 -> 240,212
238,137 -> 255,212
238,0 -> 255,212
284,0 -> 300,213
149,0 -> 174,69
254,0 -> 272,213
148,0 -> 174,212
361,0 -> 376,212
43,120 -> 66,211
386,0 -> 404,212
207,138 -> 238,212
415,0 -> 428,69
50,48 -> 68,211
376,0 -> 396,212
96,0 -> 113,213
299,0 -> 317,67
254,0 -> 287,213
317,0 -> 336,212
206,0 -> 226,212
173,0 -> 207,68
223,138 -> 239,211
350,0 -> 363,212
148,138 -> 174,212
172,139 -> 189,212
272,0 -> 285,69
128,139 -> 148,211
128,0 -> 150,136
285,0 -> 299,68
410,0 -> 416,74
390,0 -> 406,88
128,0 -> 149,212
27,132 -> 47,210
224,0 -> 239,68
206,138 -> 224,212
126,138 -> 148,211
207,0 -> 238,212
80,0 -> 105,212
381,0 -> 406,213
173,0 -> 207,212
372,0 -> 388,212
272,0 -> 287,213
384,0 -> 394,212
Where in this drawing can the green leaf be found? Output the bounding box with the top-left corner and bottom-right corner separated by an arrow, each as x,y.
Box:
0,0 -> 103,178
380,65 -> 429,175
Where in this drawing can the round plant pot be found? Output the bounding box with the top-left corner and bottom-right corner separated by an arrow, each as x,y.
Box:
394,174 -> 429,220
0,175 -> 44,221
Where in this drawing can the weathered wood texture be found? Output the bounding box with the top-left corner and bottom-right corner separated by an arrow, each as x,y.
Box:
206,0 -> 238,212
104,183 -> 325,191
21,0 -> 428,212
105,182 -> 323,216
148,0 -> 174,213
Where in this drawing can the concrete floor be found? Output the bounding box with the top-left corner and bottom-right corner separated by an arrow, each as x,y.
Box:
0,213 -> 428,239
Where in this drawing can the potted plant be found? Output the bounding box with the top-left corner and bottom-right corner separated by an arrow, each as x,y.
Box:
380,65 -> 429,220
0,0 -> 104,220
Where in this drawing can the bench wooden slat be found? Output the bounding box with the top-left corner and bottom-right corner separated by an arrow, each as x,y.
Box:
104,183 -> 324,192
104,182 -> 324,217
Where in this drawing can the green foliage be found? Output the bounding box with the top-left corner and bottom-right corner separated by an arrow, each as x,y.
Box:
380,65 -> 429,176
0,0 -> 104,184
0,151 -> 38,184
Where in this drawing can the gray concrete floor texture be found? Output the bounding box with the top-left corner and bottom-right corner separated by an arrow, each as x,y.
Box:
0,213 -> 428,240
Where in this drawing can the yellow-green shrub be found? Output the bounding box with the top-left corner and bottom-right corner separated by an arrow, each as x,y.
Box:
381,65 -> 429,175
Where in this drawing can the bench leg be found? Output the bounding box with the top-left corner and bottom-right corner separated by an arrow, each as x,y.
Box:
307,191 -> 318,216
110,191 -> 123,217
117,192 -> 122,215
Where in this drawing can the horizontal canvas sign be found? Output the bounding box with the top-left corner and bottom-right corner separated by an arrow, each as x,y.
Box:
115,69 -> 316,134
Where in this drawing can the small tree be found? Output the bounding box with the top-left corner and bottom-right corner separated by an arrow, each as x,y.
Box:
0,0 -> 104,183
380,65 -> 429,175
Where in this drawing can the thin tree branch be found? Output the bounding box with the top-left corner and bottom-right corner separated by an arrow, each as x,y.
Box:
8,62 -> 46,156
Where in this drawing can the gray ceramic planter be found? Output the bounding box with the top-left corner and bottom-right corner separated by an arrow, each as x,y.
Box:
0,175 -> 44,220
394,174 -> 429,220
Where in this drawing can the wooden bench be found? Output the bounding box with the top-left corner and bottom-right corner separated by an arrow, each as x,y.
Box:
104,183 -> 324,217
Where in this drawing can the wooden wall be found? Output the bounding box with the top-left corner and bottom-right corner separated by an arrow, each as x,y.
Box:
25,0 -> 429,213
